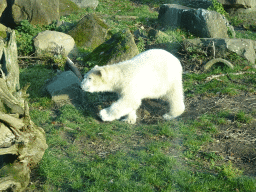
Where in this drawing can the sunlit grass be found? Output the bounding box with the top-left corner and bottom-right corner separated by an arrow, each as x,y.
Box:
17,0 -> 256,190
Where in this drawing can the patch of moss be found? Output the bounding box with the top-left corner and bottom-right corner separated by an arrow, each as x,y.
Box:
84,29 -> 139,67
59,0 -> 79,16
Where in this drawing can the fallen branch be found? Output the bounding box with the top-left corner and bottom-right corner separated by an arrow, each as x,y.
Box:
204,58 -> 234,71
205,71 -> 255,82
114,15 -> 138,20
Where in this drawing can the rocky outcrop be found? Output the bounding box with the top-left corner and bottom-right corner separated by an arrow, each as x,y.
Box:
70,0 -> 99,9
0,0 -> 59,27
68,14 -> 110,49
34,30 -> 78,58
183,38 -> 256,64
158,4 -> 233,38
84,29 -> 139,66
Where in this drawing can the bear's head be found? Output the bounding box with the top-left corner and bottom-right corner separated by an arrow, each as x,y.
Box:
81,65 -> 112,93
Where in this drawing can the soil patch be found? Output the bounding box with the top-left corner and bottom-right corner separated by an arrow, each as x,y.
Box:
184,93 -> 256,176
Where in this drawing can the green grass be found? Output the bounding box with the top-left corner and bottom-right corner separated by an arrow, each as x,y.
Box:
15,0 -> 256,191
183,64 -> 256,97
30,100 -> 256,191
20,62 -> 256,191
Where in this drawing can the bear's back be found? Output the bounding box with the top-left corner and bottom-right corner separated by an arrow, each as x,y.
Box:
114,49 -> 182,98
117,49 -> 181,73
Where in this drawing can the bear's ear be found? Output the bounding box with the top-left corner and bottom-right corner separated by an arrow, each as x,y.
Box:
94,69 -> 102,77
94,68 -> 106,78
94,65 -> 99,68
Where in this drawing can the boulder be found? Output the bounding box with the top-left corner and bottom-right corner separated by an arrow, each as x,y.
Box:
218,0 -> 256,13
68,14 -> 110,49
159,4 -> 192,28
218,0 -> 256,9
183,38 -> 256,64
180,0 -> 213,9
0,0 -> 59,27
46,71 -> 82,106
70,0 -> 99,9
84,29 -> 139,66
158,4 -> 232,38
34,30 -> 77,58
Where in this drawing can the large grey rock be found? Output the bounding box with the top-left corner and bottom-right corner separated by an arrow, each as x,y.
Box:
180,0 -> 213,9
183,38 -> 256,64
68,14 -> 110,49
46,71 -> 82,105
158,4 -> 231,38
0,0 -> 59,27
219,0 -> 256,13
158,4 -> 193,28
218,0 -> 256,9
34,30 -> 77,58
70,0 -> 99,9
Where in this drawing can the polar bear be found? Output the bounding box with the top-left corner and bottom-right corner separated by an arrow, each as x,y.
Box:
81,49 -> 185,124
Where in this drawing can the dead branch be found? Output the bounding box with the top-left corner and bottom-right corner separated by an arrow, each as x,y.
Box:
204,58 -> 234,71
205,71 -> 255,82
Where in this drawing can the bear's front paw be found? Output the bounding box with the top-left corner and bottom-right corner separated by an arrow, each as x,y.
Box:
99,109 -> 115,122
122,117 -> 136,124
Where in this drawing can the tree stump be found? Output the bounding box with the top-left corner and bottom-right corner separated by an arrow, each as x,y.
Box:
0,30 -> 48,191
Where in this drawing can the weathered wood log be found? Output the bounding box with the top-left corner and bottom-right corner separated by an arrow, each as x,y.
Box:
0,30 -> 48,192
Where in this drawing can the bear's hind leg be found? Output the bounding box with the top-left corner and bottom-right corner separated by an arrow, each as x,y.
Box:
122,110 -> 137,124
163,82 -> 185,120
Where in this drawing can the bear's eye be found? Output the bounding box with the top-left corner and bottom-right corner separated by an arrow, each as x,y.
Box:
88,77 -> 92,80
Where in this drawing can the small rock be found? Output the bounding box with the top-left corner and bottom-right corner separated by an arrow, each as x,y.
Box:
46,71 -> 82,106
70,0 -> 99,9
34,30 -> 78,58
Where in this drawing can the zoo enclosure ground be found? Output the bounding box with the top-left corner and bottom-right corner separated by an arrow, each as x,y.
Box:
16,0 -> 256,191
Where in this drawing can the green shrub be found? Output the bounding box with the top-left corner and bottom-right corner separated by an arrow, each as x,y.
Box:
16,20 -> 42,56
208,0 -> 228,17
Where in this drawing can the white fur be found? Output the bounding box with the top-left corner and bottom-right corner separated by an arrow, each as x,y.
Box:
81,49 -> 185,124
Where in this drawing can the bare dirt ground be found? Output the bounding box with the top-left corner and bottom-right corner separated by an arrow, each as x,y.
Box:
135,92 -> 256,176
186,93 -> 256,176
